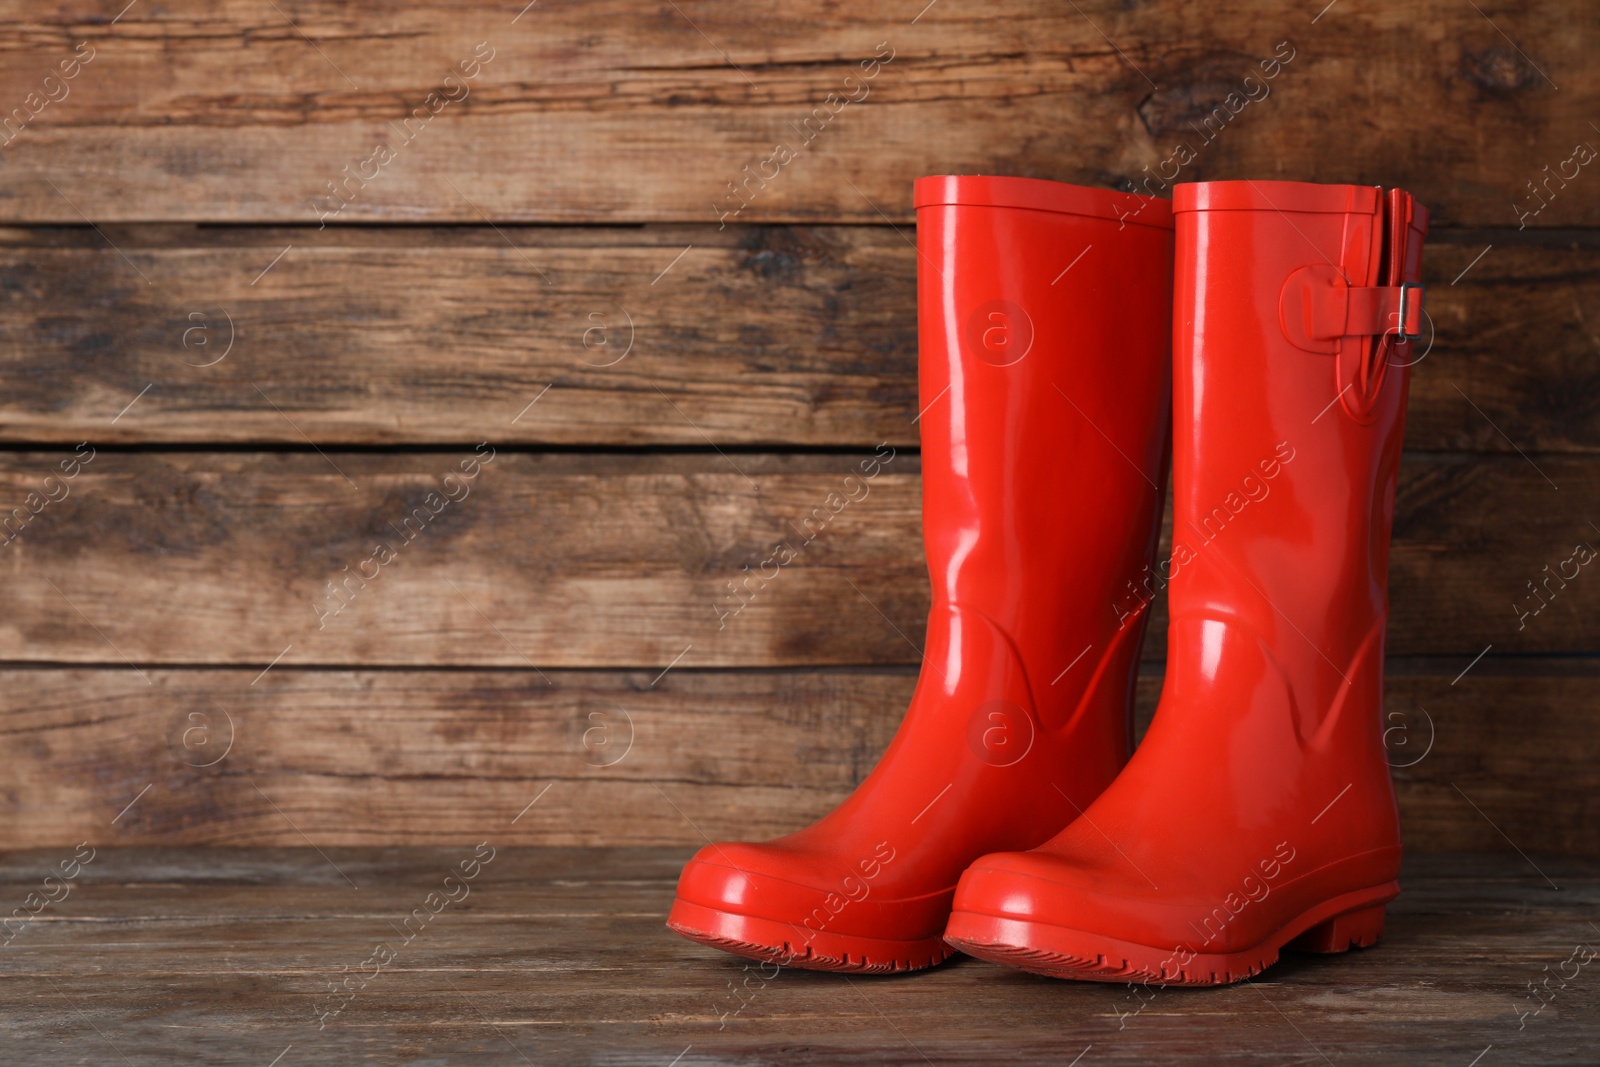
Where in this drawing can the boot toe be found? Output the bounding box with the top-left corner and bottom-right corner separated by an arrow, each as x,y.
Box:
673,840 -> 822,916
952,849 -> 1095,928
949,849 -> 1179,956
669,841 -> 957,971
946,851 -> 1172,979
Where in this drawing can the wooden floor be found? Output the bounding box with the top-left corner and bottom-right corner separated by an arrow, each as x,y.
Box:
1,848 -> 1594,1066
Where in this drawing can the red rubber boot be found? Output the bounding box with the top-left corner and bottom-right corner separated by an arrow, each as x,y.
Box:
944,180 -> 1429,985
667,176 -> 1174,972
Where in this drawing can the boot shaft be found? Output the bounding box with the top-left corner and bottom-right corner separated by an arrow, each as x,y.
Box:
912,176 -> 1174,700
1168,181 -> 1428,711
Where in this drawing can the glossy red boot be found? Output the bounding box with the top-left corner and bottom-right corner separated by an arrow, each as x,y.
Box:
667,176 -> 1175,972
945,180 -> 1429,985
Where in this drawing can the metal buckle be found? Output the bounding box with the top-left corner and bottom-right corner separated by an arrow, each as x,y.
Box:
1396,282 -> 1424,341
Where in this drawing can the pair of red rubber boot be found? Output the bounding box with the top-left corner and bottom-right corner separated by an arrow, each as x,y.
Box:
668,176 -> 1429,985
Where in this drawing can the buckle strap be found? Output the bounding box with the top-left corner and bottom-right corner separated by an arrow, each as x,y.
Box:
1280,266 -> 1426,352
1340,281 -> 1425,341
1275,187 -> 1431,425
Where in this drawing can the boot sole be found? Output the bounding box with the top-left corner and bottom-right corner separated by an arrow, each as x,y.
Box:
668,898 -> 953,973
943,881 -> 1398,986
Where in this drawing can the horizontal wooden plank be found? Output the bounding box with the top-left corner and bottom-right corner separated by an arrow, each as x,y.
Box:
1408,236 -> 1600,456
0,2 -> 1591,225
0,451 -> 928,668
0,225 -> 919,446
0,450 -> 1596,667
1,228 -> 1595,451
0,847 -> 1594,1065
1381,660 -> 1600,859
0,668 -> 908,849
2,661 -> 1593,855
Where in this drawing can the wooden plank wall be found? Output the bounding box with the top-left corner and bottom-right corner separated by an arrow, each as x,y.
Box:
0,1 -> 1594,855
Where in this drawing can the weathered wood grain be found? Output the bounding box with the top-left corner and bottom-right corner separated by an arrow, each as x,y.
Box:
0,451 -> 930,668
0,450 -> 1596,666
0,1 -> 1590,225
1,661 -> 1593,854
1,228 -> 1595,451
0,225 -> 919,446
1381,660 -> 1600,859
1409,236 -> 1600,456
0,848 -> 1593,1065
0,667 -> 911,849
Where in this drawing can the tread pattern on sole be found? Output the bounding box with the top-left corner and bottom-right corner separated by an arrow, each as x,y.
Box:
945,897 -> 1389,986
945,936 -> 1275,986
668,921 -> 952,974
